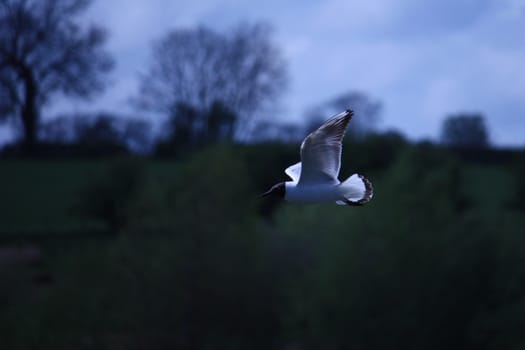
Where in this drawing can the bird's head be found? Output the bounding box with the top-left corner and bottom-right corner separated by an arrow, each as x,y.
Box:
261,182 -> 286,199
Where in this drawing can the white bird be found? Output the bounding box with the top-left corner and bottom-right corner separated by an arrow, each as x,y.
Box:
262,109 -> 373,206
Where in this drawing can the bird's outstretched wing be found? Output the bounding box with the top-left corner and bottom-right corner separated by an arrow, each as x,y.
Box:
298,109 -> 353,185
285,162 -> 302,182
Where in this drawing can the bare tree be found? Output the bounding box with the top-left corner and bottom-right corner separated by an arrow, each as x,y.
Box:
0,0 -> 113,153
305,91 -> 382,138
135,23 -> 288,144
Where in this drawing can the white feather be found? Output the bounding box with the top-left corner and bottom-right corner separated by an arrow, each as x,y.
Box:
284,162 -> 302,182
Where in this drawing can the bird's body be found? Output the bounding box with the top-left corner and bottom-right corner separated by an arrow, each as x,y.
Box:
284,174 -> 371,204
262,109 -> 373,206
285,182 -> 342,203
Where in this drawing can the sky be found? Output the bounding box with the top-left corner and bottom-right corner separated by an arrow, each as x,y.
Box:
2,0 -> 525,146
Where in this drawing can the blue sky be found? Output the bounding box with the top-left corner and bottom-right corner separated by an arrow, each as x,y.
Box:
2,0 -> 524,146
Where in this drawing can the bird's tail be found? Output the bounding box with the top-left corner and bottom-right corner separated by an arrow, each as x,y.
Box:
336,174 -> 373,206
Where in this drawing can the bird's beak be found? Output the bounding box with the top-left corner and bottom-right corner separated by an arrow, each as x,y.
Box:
260,188 -> 273,198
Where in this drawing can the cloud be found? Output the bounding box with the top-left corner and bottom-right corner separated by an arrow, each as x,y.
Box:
85,0 -> 219,51
288,0 -> 525,145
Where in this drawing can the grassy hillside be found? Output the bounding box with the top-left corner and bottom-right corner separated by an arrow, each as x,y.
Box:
0,143 -> 524,350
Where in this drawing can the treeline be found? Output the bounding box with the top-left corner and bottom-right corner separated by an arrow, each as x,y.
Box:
0,0 -> 288,155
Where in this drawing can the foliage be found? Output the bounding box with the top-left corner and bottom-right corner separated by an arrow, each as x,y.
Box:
154,102 -> 238,157
341,131 -> 408,173
510,151 -> 525,211
165,145 -> 256,226
272,146 -> 524,350
39,112 -> 153,154
72,157 -> 160,233
441,114 -> 490,148
0,159 -> 108,234
1,143 -> 525,349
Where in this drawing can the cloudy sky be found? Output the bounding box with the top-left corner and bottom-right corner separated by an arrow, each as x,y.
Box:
3,0 -> 524,146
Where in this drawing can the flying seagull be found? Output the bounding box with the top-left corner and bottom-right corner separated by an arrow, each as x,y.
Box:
262,109 -> 373,206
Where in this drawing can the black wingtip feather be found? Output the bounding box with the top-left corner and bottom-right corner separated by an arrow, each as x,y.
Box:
357,174 -> 373,204
325,109 -> 353,135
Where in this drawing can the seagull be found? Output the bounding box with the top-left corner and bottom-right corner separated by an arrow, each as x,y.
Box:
262,109 -> 373,206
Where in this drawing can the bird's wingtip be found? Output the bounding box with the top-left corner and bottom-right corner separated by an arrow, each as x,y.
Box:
344,109 -> 354,119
